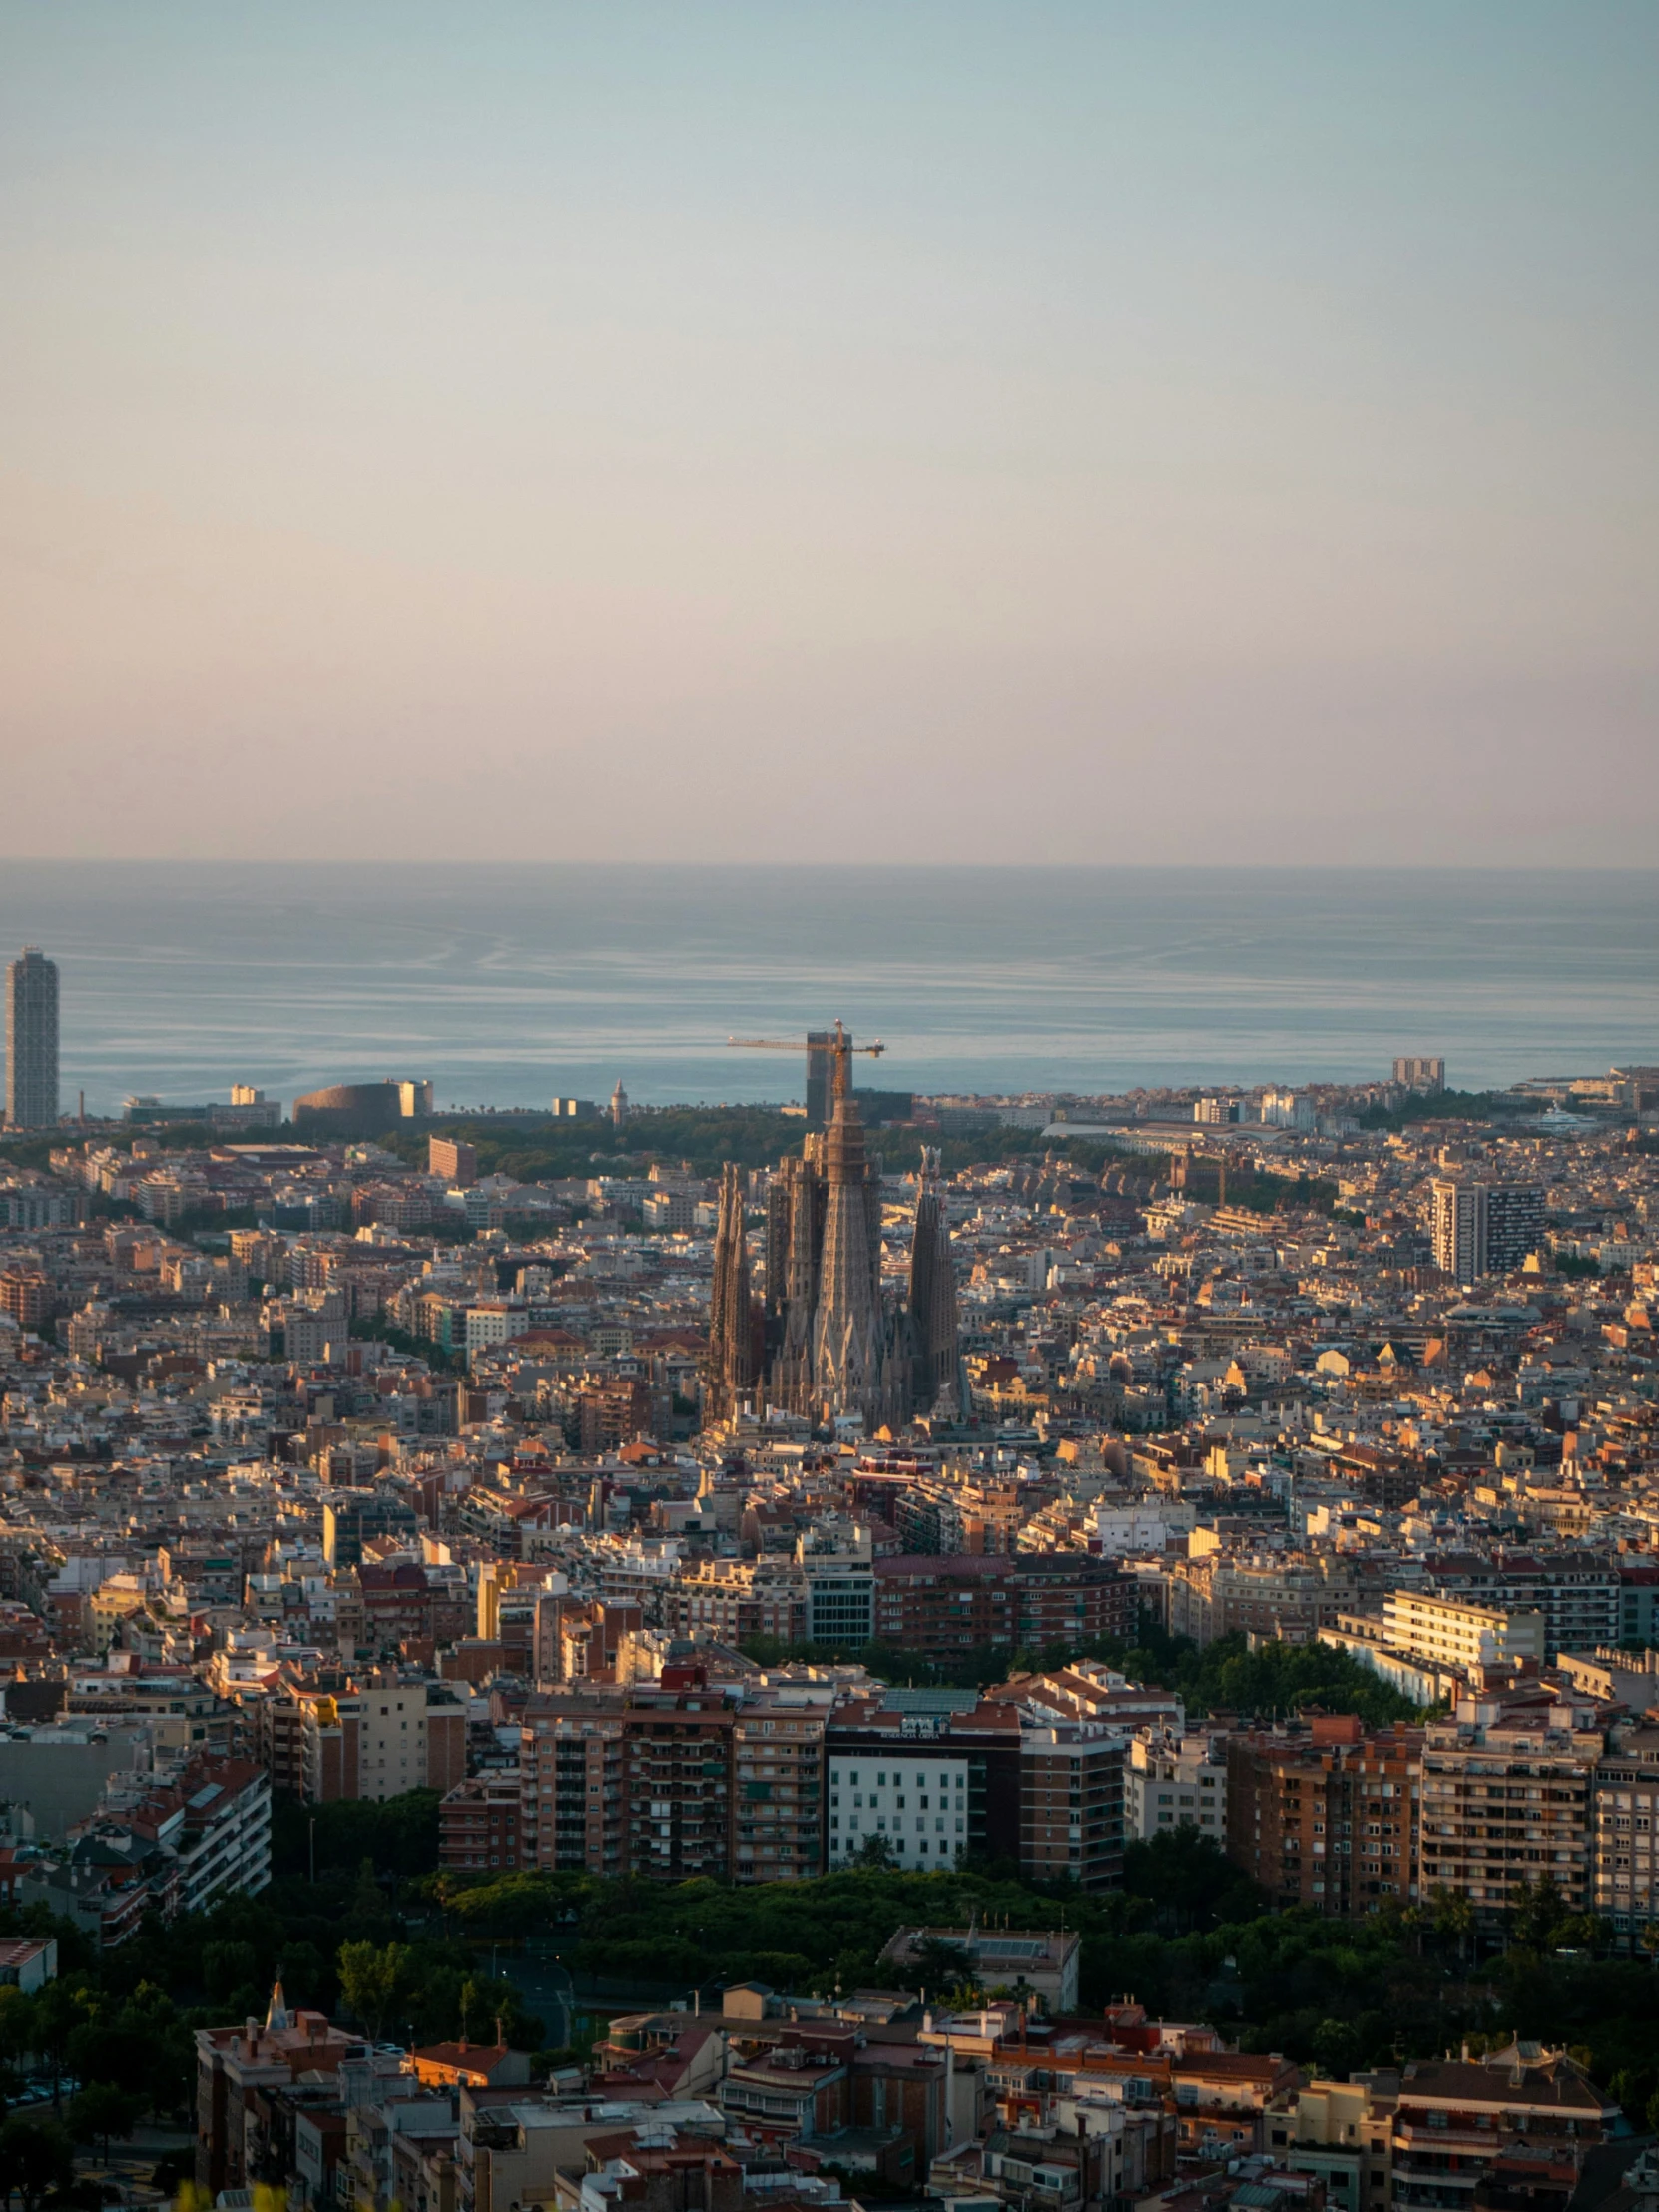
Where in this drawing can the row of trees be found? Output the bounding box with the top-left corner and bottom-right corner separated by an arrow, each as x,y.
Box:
733,1622 -> 1427,1722
421,1839 -> 1659,2099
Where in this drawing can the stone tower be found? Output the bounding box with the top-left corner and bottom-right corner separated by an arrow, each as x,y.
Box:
907,1146 -> 959,1410
706,1162 -> 755,1421
810,1088 -> 884,1423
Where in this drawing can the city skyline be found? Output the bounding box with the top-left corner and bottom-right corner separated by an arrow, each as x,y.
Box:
5,0 -> 1659,2162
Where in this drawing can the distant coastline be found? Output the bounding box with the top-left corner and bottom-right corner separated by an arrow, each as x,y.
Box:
0,862 -> 1653,1118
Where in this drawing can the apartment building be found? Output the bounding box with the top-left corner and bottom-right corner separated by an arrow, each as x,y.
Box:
1592,1721 -> 1659,1945
662,1557 -> 809,1646
1167,1554 -> 1363,1649
1128,1727 -> 1228,1843
1227,1714 -> 1421,1916
428,1137 -> 478,1188
1418,1555 -> 1620,1658
732,1689 -> 829,1882
828,1737 -> 972,1871
1265,2079 -> 1385,2212
799,1521 -> 876,1648
195,1996 -> 379,2195
266,1673 -> 466,1803
871,1553 -> 1136,1659
440,1773 -> 529,1874
1381,1590 -> 1546,1673
1431,1180 -> 1545,1282
516,1678 -> 827,1886
518,1692 -> 626,1877
827,1691 -> 1023,1870
1384,2045 -> 1612,2212
1019,1722 -> 1125,1890
1418,1690 -> 1601,1918
611,1686 -> 736,1881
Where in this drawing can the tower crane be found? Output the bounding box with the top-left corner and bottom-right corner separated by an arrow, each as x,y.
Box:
727,1018 -> 884,1105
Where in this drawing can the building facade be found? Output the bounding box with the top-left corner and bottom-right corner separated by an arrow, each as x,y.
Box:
1128,1727 -> 1229,1844
1418,1693 -> 1600,1919
5,947 -> 58,1130
872,1554 -> 1136,1660
1019,1723 -> 1126,1890
1227,1714 -> 1421,1916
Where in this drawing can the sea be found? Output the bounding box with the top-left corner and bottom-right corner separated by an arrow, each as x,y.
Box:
0,863 -> 1653,1119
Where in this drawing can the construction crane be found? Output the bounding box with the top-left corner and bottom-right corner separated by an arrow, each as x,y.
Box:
727,1018 -> 884,1105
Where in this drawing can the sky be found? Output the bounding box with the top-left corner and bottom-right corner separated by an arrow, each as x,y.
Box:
2,3 -> 1656,866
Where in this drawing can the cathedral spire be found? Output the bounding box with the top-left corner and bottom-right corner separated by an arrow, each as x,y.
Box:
706,1161 -> 755,1422
908,1146 -> 959,1411
811,1088 -> 882,1424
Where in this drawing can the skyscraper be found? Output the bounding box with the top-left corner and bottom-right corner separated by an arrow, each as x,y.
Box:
1487,1184 -> 1545,1273
5,948 -> 59,1130
1432,1177 -> 1545,1283
1432,1177 -> 1487,1283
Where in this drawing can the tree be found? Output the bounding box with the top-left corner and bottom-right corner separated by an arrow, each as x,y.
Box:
1429,1885 -> 1475,1965
891,1939 -> 974,1998
336,1941 -> 408,2041
1123,1829 -> 1264,1933
0,1992 -> 29,2075
854,1835 -> 897,1869
203,1940 -> 261,2005
68,2083 -> 141,2158
23,1980 -> 86,2110
1508,1876 -> 1570,1951
0,2116 -> 74,2212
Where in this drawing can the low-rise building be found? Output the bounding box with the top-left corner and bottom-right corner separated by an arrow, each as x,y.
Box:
884,1925 -> 1081,2013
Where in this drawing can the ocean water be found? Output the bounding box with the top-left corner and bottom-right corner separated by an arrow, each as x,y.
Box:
0,864 -> 1653,1117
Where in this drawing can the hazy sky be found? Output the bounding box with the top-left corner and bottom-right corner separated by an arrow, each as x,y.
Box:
3,3 -> 1656,864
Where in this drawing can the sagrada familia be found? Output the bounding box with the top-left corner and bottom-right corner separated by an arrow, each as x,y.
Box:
705,1091 -> 960,1434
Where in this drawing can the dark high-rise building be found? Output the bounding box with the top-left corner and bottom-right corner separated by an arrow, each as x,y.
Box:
322,1491 -> 419,1569
1487,1183 -> 1546,1273
5,948 -> 58,1130
907,1147 -> 959,1411
705,1162 -> 757,1421
1432,1176 -> 1545,1282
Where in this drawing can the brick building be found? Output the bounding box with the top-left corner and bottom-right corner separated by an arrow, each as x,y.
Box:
1227,1714 -> 1422,1915
1018,1722 -> 1126,1890
440,1773 -> 528,1873
871,1554 -> 1135,1660
512,1678 -> 830,1885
